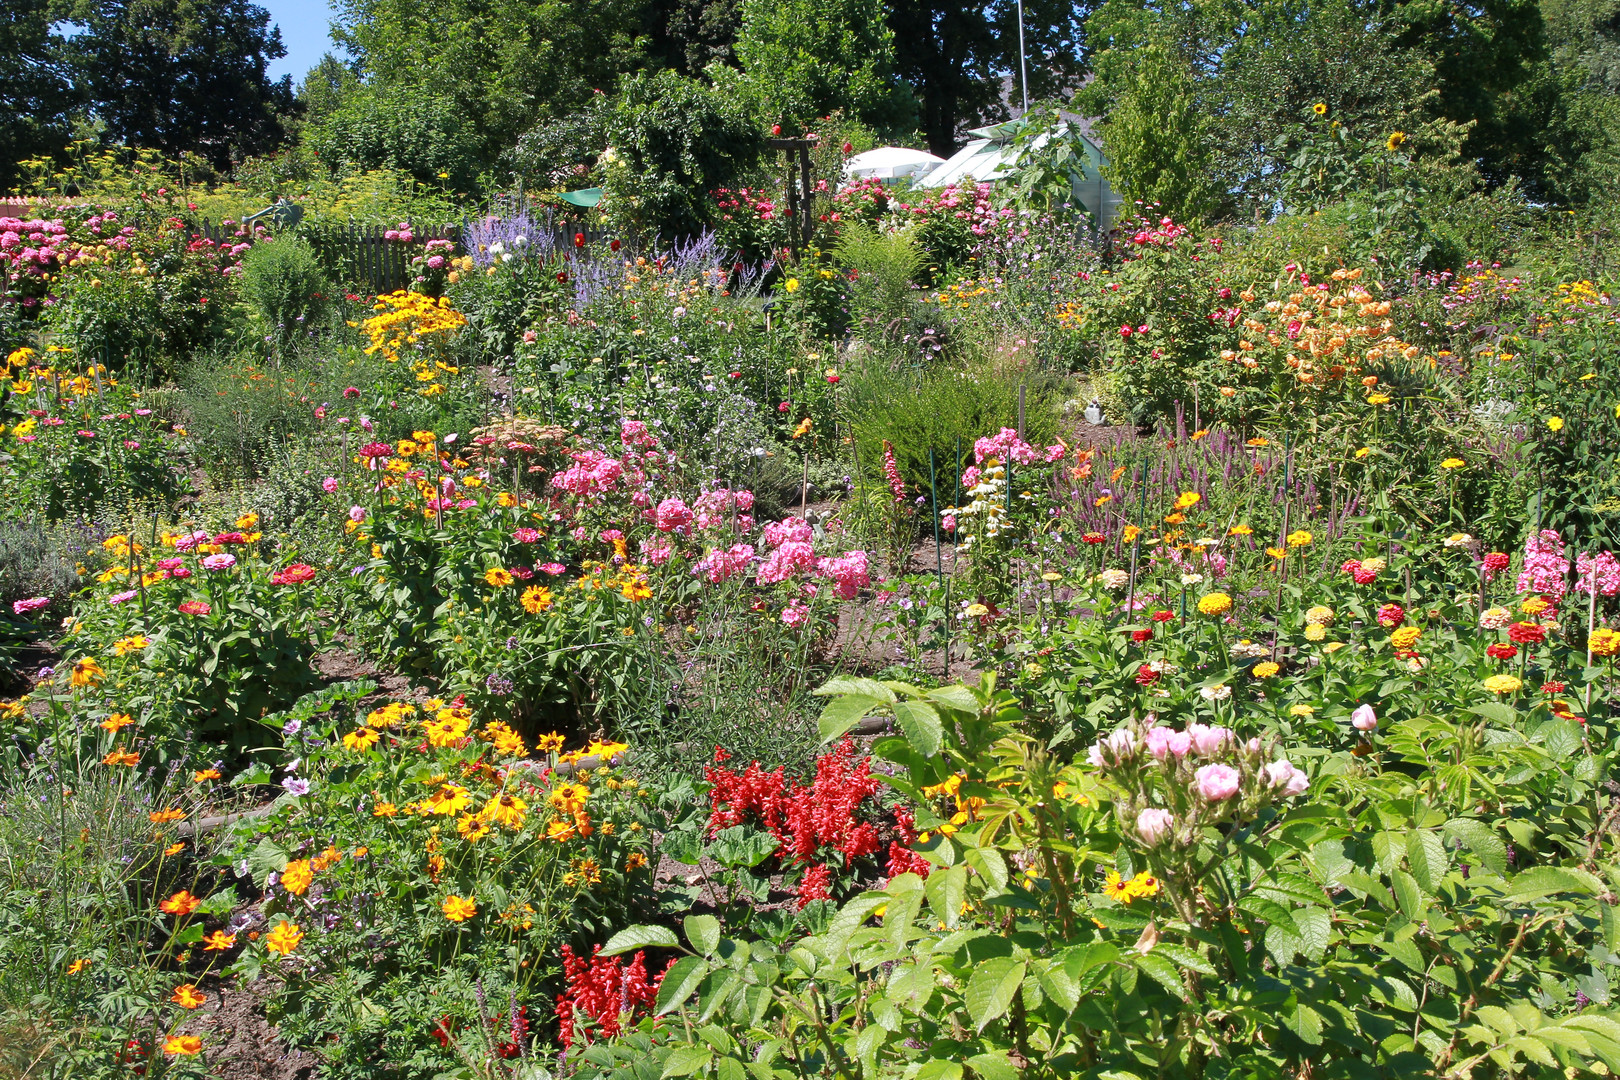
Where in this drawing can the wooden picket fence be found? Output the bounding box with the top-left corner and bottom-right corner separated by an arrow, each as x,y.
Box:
196,219 -> 619,297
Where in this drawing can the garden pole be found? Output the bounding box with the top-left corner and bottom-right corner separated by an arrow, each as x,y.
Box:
801,451 -> 809,516
933,446 -> 946,586
1018,384 -> 1026,440
943,575 -> 952,681
1588,565 -> 1598,714
1126,463 -> 1145,618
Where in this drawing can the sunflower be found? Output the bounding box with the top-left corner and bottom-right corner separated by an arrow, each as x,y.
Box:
1386,131 -> 1406,150
1313,102 -> 1327,115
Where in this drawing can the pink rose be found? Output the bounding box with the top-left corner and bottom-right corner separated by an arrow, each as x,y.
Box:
1136,808 -> 1175,845
1144,726 -> 1190,760
1187,723 -> 1233,757
1193,763 -> 1241,801
1351,704 -> 1378,731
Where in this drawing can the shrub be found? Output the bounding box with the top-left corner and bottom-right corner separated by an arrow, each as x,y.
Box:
236,235 -> 332,347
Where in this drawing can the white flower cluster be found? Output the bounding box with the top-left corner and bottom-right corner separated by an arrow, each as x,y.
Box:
947,463 -> 1008,552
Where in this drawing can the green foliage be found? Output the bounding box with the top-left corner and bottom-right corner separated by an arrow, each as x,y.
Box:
57,0 -> 294,172
886,0 -> 1086,156
331,0 -> 654,177
306,84 -> 485,193
847,358 -> 1060,509
1097,43 -> 1223,224
0,0 -> 78,194
598,70 -> 766,240
236,236 -> 332,347
833,222 -> 924,331
719,0 -> 915,135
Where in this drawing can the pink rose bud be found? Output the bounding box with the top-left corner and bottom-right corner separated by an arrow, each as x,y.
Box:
1351,704 -> 1378,731
1193,763 -> 1241,801
1136,808 -> 1175,845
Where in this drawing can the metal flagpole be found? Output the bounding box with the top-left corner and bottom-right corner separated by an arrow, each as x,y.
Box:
1016,0 -> 1030,114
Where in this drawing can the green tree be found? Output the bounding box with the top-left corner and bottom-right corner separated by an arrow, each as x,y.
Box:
716,0 -> 915,135
1,0 -> 78,191
647,0 -> 743,76
297,53 -> 358,127
1096,42 -> 1223,223
332,0 -> 654,175
887,0 -> 1089,157
63,0 -> 294,169
306,82 -> 484,190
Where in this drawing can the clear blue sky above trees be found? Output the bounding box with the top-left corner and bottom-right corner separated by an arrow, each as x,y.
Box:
259,0 -> 335,80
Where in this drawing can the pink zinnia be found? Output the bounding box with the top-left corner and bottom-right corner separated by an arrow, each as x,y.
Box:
201,553 -> 237,571
178,601 -> 211,615
109,590 -> 137,604
270,563 -> 317,585
513,527 -> 541,544
539,563 -> 566,576
12,597 -> 48,614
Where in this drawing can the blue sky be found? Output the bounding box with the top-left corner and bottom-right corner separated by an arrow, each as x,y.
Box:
262,0 -> 340,84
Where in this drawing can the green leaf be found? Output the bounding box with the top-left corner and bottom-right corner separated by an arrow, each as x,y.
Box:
965,1053 -> 1020,1080
1444,819 -> 1508,876
685,915 -> 720,956
1265,922 -> 1302,968
1291,908 -> 1331,962
1603,903 -> 1620,954
656,957 -> 709,1015
965,846 -> 1008,891
923,864 -> 967,930
964,957 -> 1025,1031
813,677 -> 896,701
914,1060 -> 963,1080
661,1044 -> 714,1078
1391,869 -> 1425,919
1407,830 -> 1448,894
925,685 -> 981,714
1285,1003 -> 1324,1046
1132,952 -> 1187,999
1154,942 -> 1217,976
818,694 -> 884,743
891,700 -> 944,757
1502,865 -> 1604,901
602,925 -> 681,956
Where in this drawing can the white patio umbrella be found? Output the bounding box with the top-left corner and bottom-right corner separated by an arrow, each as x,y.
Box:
842,147 -> 947,183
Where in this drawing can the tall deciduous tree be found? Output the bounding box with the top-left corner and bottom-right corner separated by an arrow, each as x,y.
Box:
64,0 -> 294,169
886,0 -> 1088,157
331,0 -> 655,172
1096,42 -> 1223,223
1,0 -> 78,191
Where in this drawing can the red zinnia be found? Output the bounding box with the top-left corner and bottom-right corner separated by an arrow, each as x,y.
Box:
1486,642 -> 1517,661
177,601 -> 211,615
358,442 -> 393,459
1151,610 -> 1175,623
1482,552 -> 1510,576
1135,664 -> 1158,685
574,233 -> 585,249
1131,628 -> 1152,642
1082,532 -> 1105,545
1543,681 -> 1566,694
270,563 -> 317,585
1508,621 -> 1546,645
1376,603 -> 1405,628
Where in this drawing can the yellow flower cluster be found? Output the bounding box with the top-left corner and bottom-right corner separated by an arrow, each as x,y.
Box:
924,279 -> 994,310
359,292 -> 465,395
1102,869 -> 1160,902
